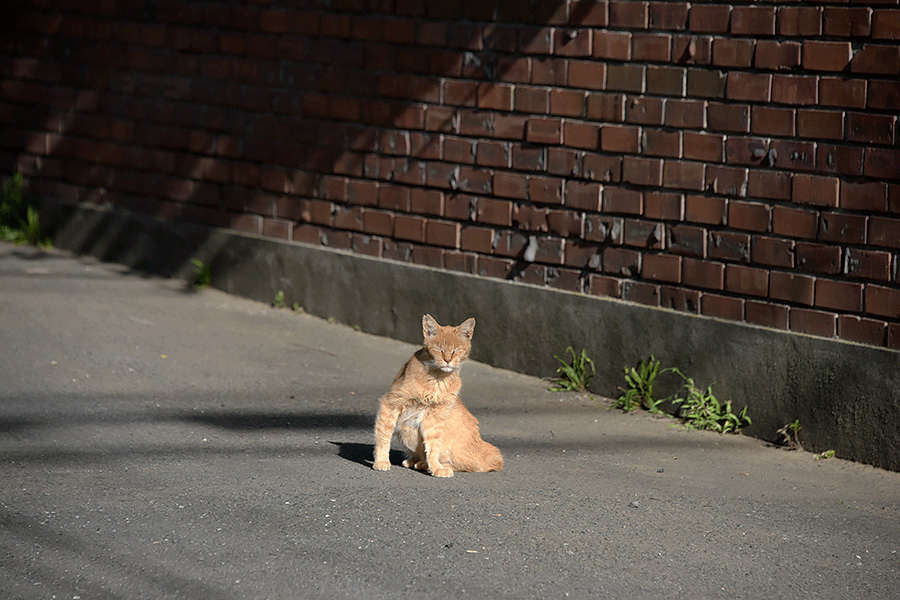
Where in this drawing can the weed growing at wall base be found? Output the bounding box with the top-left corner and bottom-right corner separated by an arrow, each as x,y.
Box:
0,173 -> 50,248
549,346 -> 595,392
616,357 -> 751,434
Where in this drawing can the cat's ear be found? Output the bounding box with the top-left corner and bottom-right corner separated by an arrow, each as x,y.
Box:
422,314 -> 440,340
457,317 -> 475,340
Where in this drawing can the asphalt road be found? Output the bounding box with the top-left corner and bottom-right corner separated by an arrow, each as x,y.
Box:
1,241 -> 899,599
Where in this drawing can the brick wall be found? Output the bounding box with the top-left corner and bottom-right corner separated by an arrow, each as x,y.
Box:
2,1 -> 899,350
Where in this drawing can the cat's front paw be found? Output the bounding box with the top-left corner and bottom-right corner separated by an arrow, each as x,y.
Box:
372,460 -> 391,471
432,467 -> 454,478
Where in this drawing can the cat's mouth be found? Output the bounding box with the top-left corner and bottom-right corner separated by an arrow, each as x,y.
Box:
439,365 -> 455,373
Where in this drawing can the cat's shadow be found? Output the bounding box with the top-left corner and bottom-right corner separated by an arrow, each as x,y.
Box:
329,442 -> 404,469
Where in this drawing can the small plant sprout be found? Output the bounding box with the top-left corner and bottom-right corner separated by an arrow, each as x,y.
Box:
273,290 -> 286,308
816,449 -> 836,460
671,373 -> 751,434
777,419 -> 803,450
1,172 -> 50,247
191,259 -> 212,289
615,357 -> 751,434
616,356 -> 671,413
291,302 -> 304,313
549,346 -> 595,392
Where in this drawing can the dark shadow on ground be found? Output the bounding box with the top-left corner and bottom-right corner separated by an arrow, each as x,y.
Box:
329,441 -> 404,469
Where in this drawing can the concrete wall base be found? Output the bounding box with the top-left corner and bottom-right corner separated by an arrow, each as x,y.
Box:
41,200 -> 900,472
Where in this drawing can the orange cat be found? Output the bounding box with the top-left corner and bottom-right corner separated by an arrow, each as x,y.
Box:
372,315 -> 504,477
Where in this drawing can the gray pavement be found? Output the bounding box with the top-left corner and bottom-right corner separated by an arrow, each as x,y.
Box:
1,240 -> 899,599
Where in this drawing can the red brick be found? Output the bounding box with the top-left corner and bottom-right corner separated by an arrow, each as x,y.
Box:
845,248 -> 891,281
846,113 -> 895,146
568,60 -> 607,90
460,226 -> 494,253
707,102 -> 750,133
701,293 -> 744,320
593,30 -> 632,60
564,241 -> 602,268
565,181 -> 602,211
770,272 -> 815,306
689,4 -> 732,33
686,68 -> 726,99
872,9 -> 900,40
623,281 -> 660,307
732,6 -> 776,35
588,274 -> 623,298
712,38 -> 754,68
841,181 -> 888,212
549,89 -> 586,117
529,176 -> 563,205
838,316 -> 886,346
514,205 -> 549,232
585,215 -> 624,244
790,308 -> 837,339
797,110 -> 843,141
891,324 -> 900,350
601,124 -> 641,153
605,64 -> 646,93
642,253 -> 682,283
623,219 -> 665,249
583,153 -> 622,182
569,1 -> 609,26
796,243 -> 841,275
725,136 -> 771,166
850,44 -> 900,75
685,195 -> 726,225
868,80 -> 900,110
603,246 -> 641,276
752,236 -> 794,268
603,188 -> 643,215
746,301 -> 789,330
817,144 -> 865,177
865,149 -> 900,181
623,157 -> 663,186
393,214 -> 426,243
803,41 -> 852,71
819,77 -> 867,109
778,6 -> 822,36
750,106 -> 795,137
816,277 -> 863,312
476,256 -> 514,279
547,210 -> 583,237
586,93 -> 626,122
772,75 -> 818,106
476,140 -> 510,168
515,86 -> 549,113
644,191 -> 682,221
754,40 -> 801,71
707,165 -> 748,197
625,97 -> 664,126
726,72 -> 771,102
493,172 -> 528,200
729,201 -> 770,232
663,160 -> 705,191
866,284 -> 900,319
649,2 -> 689,30
868,217 -> 900,250
632,33 -> 672,62
659,287 -> 700,313
683,257 -> 724,290
709,231 -> 751,262
609,1 -> 648,28
456,166 -> 492,194
822,7 -> 872,37
819,213 -> 867,245
793,174 -> 839,207
647,65 -> 686,96
668,225 -> 707,258
477,83 -> 513,111
564,121 -> 600,150
682,132 -> 724,162
526,117 -> 562,145
553,28 -> 592,57
426,220 -> 460,248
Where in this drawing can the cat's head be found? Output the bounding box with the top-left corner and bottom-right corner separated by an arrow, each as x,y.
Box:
422,314 -> 475,373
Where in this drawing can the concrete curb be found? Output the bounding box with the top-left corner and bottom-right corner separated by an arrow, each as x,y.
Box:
41,200 -> 900,472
